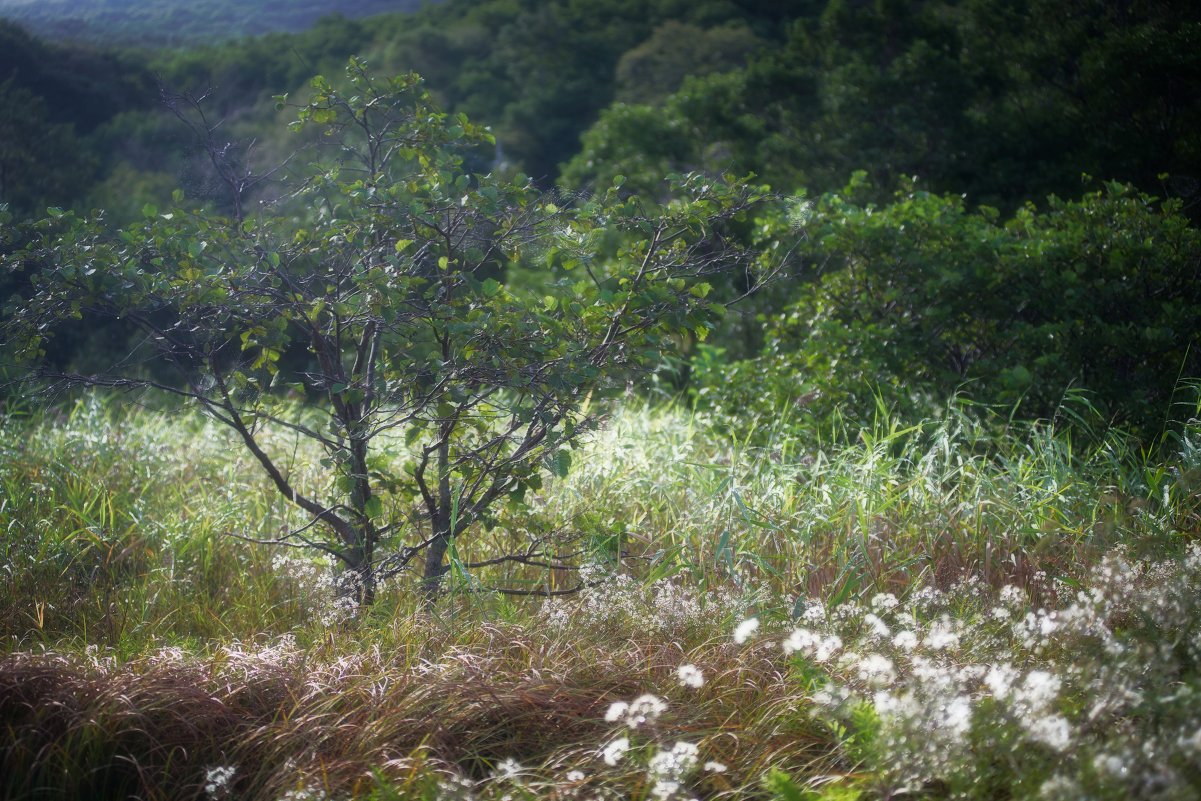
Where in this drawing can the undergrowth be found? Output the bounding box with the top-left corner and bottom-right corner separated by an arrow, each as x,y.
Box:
1,392 -> 1200,799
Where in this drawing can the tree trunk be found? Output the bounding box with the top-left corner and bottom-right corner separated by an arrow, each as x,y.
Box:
421,528 -> 450,605
346,425 -> 377,606
421,434 -> 454,605
346,539 -> 377,607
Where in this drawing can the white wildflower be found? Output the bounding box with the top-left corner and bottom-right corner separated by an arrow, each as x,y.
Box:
601,737 -> 630,766
813,684 -> 851,709
606,694 -> 668,728
782,627 -> 817,656
648,741 -> 700,783
871,689 -> 920,719
1026,714 -> 1072,752
891,630 -> 918,650
676,664 -> 704,688
782,628 -> 841,662
1093,753 -> 1129,777
983,663 -> 1019,698
856,654 -> 897,688
604,701 -> 629,722
703,761 -> 727,773
204,766 -> 237,800
1015,670 -> 1061,711
733,617 -> 759,644
650,779 -> 680,800
814,634 -> 842,662
800,603 -> 827,624
941,695 -> 973,737
627,694 -> 667,727
870,592 -> 899,611
922,618 -> 960,650
863,613 -> 891,639
999,584 -> 1026,607
494,758 -> 523,779
565,770 -> 586,782
1018,609 -> 1060,649
645,742 -> 704,799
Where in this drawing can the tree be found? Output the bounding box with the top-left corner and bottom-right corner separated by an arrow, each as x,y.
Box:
2,60 -> 772,605
613,20 -> 762,105
0,77 -> 96,217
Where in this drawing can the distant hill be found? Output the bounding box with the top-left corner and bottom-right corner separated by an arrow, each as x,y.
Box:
0,0 -> 432,47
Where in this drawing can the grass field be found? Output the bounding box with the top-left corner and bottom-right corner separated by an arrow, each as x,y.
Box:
2,393 -> 1200,800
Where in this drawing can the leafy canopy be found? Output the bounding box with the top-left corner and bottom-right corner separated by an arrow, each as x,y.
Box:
693,177 -> 1201,440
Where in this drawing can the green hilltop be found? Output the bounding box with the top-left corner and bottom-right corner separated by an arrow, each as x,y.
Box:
0,0 -> 430,46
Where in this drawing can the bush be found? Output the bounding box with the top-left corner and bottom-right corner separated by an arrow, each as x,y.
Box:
695,178 -> 1201,440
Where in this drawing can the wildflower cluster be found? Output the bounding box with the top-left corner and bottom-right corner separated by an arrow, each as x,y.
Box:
757,546 -> 1201,798
605,694 -> 668,728
275,785 -> 332,801
598,682 -> 726,801
203,765 -> 237,800
271,552 -> 361,626
540,563 -> 744,638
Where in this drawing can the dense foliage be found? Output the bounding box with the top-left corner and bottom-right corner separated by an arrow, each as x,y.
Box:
6,0 -> 1199,215
564,0 -> 1201,212
0,0 -> 1197,436
693,179 -> 1201,438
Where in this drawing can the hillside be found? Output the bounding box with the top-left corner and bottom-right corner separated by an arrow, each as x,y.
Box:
0,0 -> 430,46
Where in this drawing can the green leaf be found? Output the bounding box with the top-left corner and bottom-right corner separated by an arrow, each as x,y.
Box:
550,449 -> 572,479
763,769 -> 812,801
364,496 -> 384,519
142,203 -> 158,219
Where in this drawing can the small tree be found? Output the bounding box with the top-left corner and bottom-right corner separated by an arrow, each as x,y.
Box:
2,60 -> 772,604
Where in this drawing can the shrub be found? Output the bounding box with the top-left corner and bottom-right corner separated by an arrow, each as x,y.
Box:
695,178 -> 1201,441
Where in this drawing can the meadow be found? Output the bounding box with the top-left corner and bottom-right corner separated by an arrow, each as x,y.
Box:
3,391 -> 1200,800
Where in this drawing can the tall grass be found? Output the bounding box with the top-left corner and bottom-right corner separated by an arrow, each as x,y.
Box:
1,391 -> 1199,799
544,397 -> 1197,604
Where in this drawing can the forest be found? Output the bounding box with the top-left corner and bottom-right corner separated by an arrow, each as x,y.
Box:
1,1 -> 1201,799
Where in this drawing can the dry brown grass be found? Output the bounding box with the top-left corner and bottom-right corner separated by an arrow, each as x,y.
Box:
0,623 -> 840,800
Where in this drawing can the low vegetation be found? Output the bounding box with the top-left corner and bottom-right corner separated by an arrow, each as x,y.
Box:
2,391 -> 1200,799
